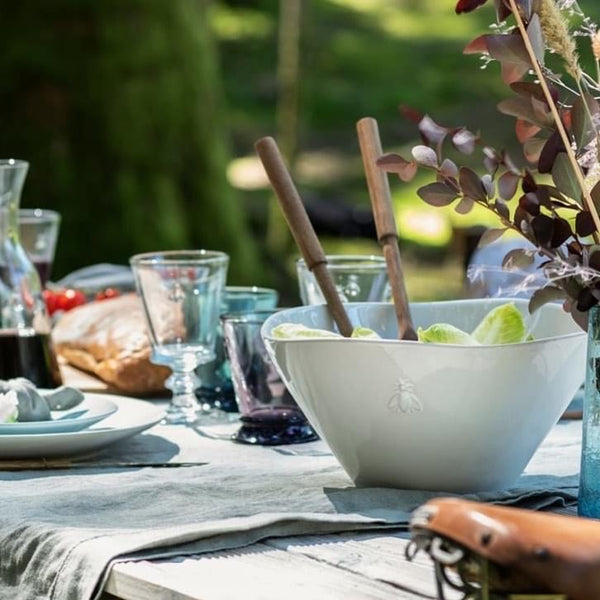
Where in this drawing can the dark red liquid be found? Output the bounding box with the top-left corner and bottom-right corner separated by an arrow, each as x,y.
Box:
0,331 -> 62,388
32,260 -> 53,287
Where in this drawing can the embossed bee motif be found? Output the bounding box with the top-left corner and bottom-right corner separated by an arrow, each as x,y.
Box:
388,376 -> 423,414
167,281 -> 186,303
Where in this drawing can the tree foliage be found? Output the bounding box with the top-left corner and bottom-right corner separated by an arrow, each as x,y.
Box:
0,0 -> 259,283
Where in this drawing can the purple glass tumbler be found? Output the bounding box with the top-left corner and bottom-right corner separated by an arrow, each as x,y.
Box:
222,309 -> 318,445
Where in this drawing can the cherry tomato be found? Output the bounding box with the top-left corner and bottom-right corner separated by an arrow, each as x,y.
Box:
95,287 -> 120,301
56,289 -> 86,312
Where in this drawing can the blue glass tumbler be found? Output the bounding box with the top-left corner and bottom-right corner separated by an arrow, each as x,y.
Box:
579,306 -> 600,517
197,286 -> 278,412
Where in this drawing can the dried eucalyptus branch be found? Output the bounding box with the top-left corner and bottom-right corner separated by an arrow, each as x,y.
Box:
381,0 -> 600,318
507,0 -> 600,236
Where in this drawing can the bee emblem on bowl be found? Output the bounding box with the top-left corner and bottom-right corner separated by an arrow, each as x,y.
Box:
388,376 -> 422,415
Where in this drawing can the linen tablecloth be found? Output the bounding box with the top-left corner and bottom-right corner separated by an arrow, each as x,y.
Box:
0,419 -> 581,600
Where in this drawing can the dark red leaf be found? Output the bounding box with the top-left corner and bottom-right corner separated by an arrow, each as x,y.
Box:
487,34 -> 531,66
501,62 -> 530,84
576,211 -> 597,237
538,131 -> 564,174
550,218 -> 572,247
463,34 -> 489,55
590,249 -> 600,272
498,171 -> 520,200
565,299 -> 588,330
412,145 -> 438,168
459,167 -> 487,201
495,199 -> 510,220
502,248 -> 535,269
478,227 -> 508,247
456,0 -> 489,14
567,241 -> 583,256
440,158 -> 459,180
519,192 -> 541,216
522,170 -> 537,193
452,128 -> 477,154
523,138 -> 545,164
417,183 -> 459,207
498,96 -> 538,124
513,205 -> 531,231
419,115 -> 448,145
516,119 -> 541,143
529,286 -> 565,313
510,82 -> 548,104
577,287 -> 597,312
531,214 -> 554,246
377,154 -> 418,182
494,0 -> 511,21
455,197 -> 475,215
399,105 -> 423,124
482,174 -> 495,198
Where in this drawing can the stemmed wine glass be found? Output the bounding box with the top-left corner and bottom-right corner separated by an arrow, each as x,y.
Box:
130,250 -> 229,425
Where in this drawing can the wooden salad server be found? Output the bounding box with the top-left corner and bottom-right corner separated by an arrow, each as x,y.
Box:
255,136 -> 354,338
357,117 -> 417,340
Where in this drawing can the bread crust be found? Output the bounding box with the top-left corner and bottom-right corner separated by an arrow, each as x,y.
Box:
53,294 -> 170,394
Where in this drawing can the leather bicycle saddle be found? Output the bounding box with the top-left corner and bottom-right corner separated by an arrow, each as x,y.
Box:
407,498 -> 600,599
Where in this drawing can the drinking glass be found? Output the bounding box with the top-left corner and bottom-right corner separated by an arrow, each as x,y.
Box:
297,255 -> 390,305
18,209 -> 61,287
222,309 -> 318,445
197,286 -> 279,412
130,250 -> 228,425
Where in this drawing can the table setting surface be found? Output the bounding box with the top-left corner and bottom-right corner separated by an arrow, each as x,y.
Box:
0,366 -> 582,600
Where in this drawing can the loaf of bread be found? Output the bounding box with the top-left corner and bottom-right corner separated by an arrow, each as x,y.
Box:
53,294 -> 170,394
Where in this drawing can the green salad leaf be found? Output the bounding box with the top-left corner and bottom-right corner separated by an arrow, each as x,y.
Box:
417,323 -> 478,345
272,302 -> 530,346
271,323 -> 340,339
471,302 -> 527,345
272,323 -> 380,340
418,302 -> 530,346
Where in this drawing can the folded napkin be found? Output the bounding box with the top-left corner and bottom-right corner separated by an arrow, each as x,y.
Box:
56,263 -> 135,292
0,420 -> 581,600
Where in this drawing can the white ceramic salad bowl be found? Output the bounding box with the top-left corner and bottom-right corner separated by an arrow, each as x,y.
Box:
262,299 -> 586,492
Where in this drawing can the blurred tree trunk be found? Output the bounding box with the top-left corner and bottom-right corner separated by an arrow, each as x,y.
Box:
266,0 -> 302,257
0,0 -> 259,283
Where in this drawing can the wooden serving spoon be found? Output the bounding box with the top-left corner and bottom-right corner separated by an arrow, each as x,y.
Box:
357,117 -> 417,340
255,136 -> 353,337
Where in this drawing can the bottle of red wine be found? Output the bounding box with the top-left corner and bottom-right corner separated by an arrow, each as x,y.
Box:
0,160 -> 62,388
0,331 -> 62,388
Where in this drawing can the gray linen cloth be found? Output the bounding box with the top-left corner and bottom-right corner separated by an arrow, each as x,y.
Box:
0,419 -> 581,600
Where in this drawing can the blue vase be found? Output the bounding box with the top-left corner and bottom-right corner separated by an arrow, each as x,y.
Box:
579,306 -> 600,517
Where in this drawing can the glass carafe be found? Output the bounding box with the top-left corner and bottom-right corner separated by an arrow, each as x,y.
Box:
0,160 -> 62,388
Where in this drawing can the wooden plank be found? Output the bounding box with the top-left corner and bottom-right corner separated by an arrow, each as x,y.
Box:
105,541 -> 429,600
265,532 -> 441,599
60,364 -> 111,392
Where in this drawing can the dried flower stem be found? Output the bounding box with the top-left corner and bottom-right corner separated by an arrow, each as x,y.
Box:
539,0 -> 580,79
508,0 -> 600,238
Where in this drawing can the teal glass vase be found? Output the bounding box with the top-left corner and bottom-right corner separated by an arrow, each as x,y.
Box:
579,306 -> 600,518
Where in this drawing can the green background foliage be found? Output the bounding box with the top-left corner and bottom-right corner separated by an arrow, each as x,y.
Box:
1,0 -> 598,297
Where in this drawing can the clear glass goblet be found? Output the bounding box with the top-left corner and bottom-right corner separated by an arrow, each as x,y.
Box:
130,250 -> 229,425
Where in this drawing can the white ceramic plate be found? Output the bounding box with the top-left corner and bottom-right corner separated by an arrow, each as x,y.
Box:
0,395 -> 118,435
0,395 -> 165,458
